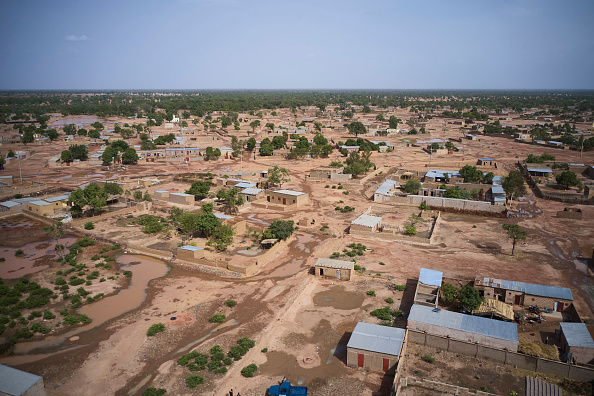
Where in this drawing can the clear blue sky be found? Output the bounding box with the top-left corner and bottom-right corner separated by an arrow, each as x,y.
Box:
1,0 -> 593,90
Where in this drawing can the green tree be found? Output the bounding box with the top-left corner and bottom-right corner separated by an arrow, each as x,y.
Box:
207,224 -> 235,251
121,148 -> 139,164
141,140 -> 157,150
375,114 -> 385,122
458,165 -> 484,183
68,183 -> 108,216
120,128 -> 134,140
47,129 -> 60,141
246,137 -> 257,151
61,150 -> 73,162
249,120 -> 260,134
444,186 -> 471,199
90,122 -> 104,131
0,155 -> 4,170
133,190 -> 143,200
389,116 -> 400,129
555,171 -> 580,190
7,150 -> 15,158
143,191 -> 152,202
272,135 -> 287,149
347,121 -> 366,137
22,130 -> 35,144
195,203 -> 221,237
313,133 -> 328,146
186,180 -> 211,199
104,182 -> 123,197
216,187 -> 244,214
501,170 -> 526,205
267,165 -> 290,188
101,147 -> 120,164
403,179 -> 421,194
63,124 -> 77,135
266,220 -> 295,240
204,147 -> 221,160
502,224 -> 527,256
265,122 -> 275,132
68,144 -> 89,160
88,130 -> 100,139
458,285 -> 485,311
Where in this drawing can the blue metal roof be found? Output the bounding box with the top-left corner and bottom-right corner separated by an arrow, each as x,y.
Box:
479,158 -> 494,161
560,323 -> 594,348
0,364 -> 43,396
179,245 -> 203,251
424,170 -> 461,179
527,168 -> 553,173
480,277 -> 573,300
374,179 -> 396,196
170,192 -> 193,197
45,194 -> 70,202
408,304 -> 519,342
419,268 -> 443,287
346,322 -> 406,356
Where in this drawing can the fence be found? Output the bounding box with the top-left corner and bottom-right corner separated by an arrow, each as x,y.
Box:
377,194 -> 506,214
407,328 -> 594,382
518,162 -> 593,205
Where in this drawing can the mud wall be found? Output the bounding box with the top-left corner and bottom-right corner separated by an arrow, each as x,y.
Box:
407,329 -> 594,382
396,376 -> 495,396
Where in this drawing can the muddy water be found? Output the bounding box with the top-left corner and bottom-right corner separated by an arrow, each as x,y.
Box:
0,237 -> 78,279
313,285 -> 365,310
12,254 -> 169,355
255,233 -> 321,279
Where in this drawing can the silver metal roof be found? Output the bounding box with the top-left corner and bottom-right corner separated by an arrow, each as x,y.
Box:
241,187 -> 264,195
419,268 -> 443,287
347,322 -> 406,356
29,200 -> 51,206
560,322 -> 594,348
315,258 -> 355,270
526,376 -> 562,396
351,214 -> 382,228
479,277 -> 573,300
424,169 -> 461,179
44,194 -> 70,202
0,364 -> 43,396
234,182 -> 256,189
170,192 -> 193,197
375,179 -> 396,196
273,189 -> 305,196
527,168 -> 553,173
179,245 -> 203,251
214,213 -> 234,220
408,304 -> 519,342
491,186 -> 505,195
0,201 -> 20,208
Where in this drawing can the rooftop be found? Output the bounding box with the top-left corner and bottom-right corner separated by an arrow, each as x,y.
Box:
560,322 -> 594,348
374,179 -> 396,196
491,186 -> 505,195
241,187 -> 264,195
419,268 -> 443,287
478,158 -> 494,161
351,214 -> 382,228
179,245 -> 203,252
0,364 -> 43,396
315,258 -> 355,271
527,168 -> 553,173
408,304 -> 519,342
273,189 -> 306,196
44,194 -> 70,203
475,276 -> 573,300
234,182 -> 256,189
424,169 -> 461,179
170,192 -> 194,197
347,322 -> 406,356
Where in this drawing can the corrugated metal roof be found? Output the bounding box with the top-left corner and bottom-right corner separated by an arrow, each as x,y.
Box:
179,245 -> 203,251
315,258 -> 354,270
526,376 -> 563,396
478,158 -> 494,161
424,169 -> 461,179
170,192 -> 193,197
527,168 -> 553,173
44,194 -> 70,202
273,189 -> 305,196
29,200 -> 51,206
234,182 -> 255,189
0,364 -> 43,396
491,186 -> 505,195
480,277 -> 573,300
375,179 -> 396,196
347,322 -> 406,356
419,268 -> 443,287
351,214 -> 382,228
0,201 -> 20,208
155,190 -> 169,193
241,187 -> 264,195
408,304 -> 519,342
560,323 -> 594,348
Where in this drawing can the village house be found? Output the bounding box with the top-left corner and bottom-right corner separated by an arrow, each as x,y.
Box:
526,167 -> 553,177
214,213 -> 247,235
346,322 -> 406,373
349,214 -> 382,233
423,170 -> 462,183
407,304 -> 519,351
473,276 -> 573,312
168,192 -> 195,206
266,190 -> 308,206
487,186 -> 506,205
25,200 -> 55,216
373,179 -> 397,202
0,364 -> 46,396
558,322 -> 594,364
176,245 -> 204,261
414,268 -> 442,307
477,158 -> 495,167
240,187 -> 265,203
339,145 -> 360,153
314,258 -> 354,281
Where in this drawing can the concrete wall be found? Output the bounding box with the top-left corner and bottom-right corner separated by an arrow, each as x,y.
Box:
24,204 -> 54,216
169,194 -> 194,205
154,191 -> 169,200
407,320 -> 518,351
376,194 -> 505,214
560,332 -> 594,364
408,329 -> 594,382
347,347 -> 399,373
314,265 -> 352,281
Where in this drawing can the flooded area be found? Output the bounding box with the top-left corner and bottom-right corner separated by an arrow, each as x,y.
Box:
11,254 -> 169,355
0,237 -> 78,279
312,285 -> 365,310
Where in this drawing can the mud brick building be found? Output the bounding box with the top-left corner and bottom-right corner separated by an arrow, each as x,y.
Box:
474,276 -> 573,312
266,189 -> 308,206
314,258 -> 354,281
559,322 -> 594,364
346,322 -> 406,372
176,245 -> 204,261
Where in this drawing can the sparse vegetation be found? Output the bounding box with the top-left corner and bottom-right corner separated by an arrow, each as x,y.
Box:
147,323 -> 166,336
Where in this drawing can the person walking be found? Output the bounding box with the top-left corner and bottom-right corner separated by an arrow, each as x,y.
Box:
229,389 -> 233,396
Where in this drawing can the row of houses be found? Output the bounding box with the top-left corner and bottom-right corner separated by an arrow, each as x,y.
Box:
0,193 -> 71,216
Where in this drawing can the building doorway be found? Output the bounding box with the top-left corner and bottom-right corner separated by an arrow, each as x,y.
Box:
319,268 -> 324,276
358,354 -> 364,368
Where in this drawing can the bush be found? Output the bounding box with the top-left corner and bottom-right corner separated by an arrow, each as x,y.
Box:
91,254 -> 101,261
15,249 -> 24,257
421,354 -> 435,363
84,222 -> 95,230
224,299 -> 237,308
147,323 -> 166,336
68,278 -> 85,286
63,314 -> 91,325
366,290 -> 376,297
142,387 -> 166,396
43,310 -> 55,320
385,297 -> 394,304
209,314 -> 226,323
241,364 -> 258,377
123,271 -> 132,277
394,284 -> 406,291
261,348 -> 268,353
379,262 -> 385,266
99,247 -> 109,253
111,243 -> 120,250
186,375 -> 204,388
404,224 -> 417,235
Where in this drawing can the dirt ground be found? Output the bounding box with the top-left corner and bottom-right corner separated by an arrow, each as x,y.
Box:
0,108 -> 593,395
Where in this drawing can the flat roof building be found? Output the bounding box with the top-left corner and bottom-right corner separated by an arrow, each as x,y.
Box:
314,258 -> 354,281
350,214 -> 382,233
266,190 -> 308,206
347,322 -> 406,373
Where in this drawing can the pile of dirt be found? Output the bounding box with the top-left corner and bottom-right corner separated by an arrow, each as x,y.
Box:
518,340 -> 560,361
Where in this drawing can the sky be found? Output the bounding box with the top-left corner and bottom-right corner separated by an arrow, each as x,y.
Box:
1,0 -> 593,90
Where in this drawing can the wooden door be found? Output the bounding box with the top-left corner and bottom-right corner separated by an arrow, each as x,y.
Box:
358,354 -> 364,368
514,295 -> 521,305
556,302 -> 563,312
283,198 -> 286,205
383,358 -> 390,371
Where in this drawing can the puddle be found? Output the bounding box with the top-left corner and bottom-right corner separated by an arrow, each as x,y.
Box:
246,213 -> 269,226
12,254 -> 169,354
313,285 -> 365,310
0,237 -> 78,279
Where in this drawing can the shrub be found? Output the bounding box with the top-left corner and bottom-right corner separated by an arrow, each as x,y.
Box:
99,247 -> 109,253
142,387 -> 166,396
422,354 -> 435,363
379,261 -> 385,265
223,357 -> 233,365
147,323 -> 166,336
186,375 -> 204,388
68,278 -> 85,286
241,364 -> 258,377
84,222 -> 95,230
404,224 -> 417,235
43,310 -> 56,320
15,249 -> 24,257
261,348 -> 268,353
224,299 -> 237,308
91,254 -> 101,261
209,314 -> 226,323
214,367 -> 227,374
123,271 -> 132,277
366,290 -> 376,297
394,284 -> 406,291
63,314 -> 91,325
111,243 -> 120,250
385,297 -> 394,304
